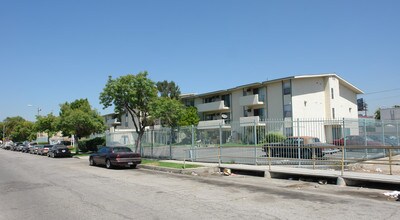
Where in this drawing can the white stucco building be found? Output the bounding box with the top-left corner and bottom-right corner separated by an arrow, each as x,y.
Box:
181,73 -> 364,142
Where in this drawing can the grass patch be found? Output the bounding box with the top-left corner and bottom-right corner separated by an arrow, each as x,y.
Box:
142,159 -> 203,169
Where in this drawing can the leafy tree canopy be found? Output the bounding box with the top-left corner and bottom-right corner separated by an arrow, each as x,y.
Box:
100,71 -> 158,151
156,80 -> 181,100
150,97 -> 186,128
35,113 -> 59,137
11,120 -> 35,142
58,98 -> 105,140
374,108 -> 381,120
179,106 -> 200,127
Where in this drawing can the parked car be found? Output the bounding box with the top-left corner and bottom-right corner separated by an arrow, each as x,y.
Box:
37,144 -> 53,156
48,145 -> 72,158
262,136 -> 335,159
333,135 -> 382,146
89,146 -> 141,169
21,144 -> 31,153
30,145 -> 43,154
16,144 -> 25,151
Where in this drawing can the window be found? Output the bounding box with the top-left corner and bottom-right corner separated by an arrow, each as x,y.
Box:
331,88 -> 334,99
253,88 -> 259,95
284,104 -> 292,117
204,95 -> 219,103
254,108 -> 265,119
332,108 -> 336,119
283,81 -> 291,95
221,94 -> 230,107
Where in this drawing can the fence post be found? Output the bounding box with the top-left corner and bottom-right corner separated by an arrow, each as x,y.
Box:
389,148 -> 392,175
219,123 -> 222,166
397,121 -> 400,146
341,118 -> 345,176
191,125 -> 195,162
254,119 -> 257,165
382,120 -> 386,156
297,118 -> 301,166
169,129 -> 172,160
268,145 -> 271,171
151,129 -> 154,158
364,118 -> 368,159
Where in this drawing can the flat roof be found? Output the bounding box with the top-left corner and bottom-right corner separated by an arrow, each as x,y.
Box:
185,73 -> 363,98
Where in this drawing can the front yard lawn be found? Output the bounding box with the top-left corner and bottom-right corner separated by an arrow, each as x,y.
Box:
142,159 -> 203,169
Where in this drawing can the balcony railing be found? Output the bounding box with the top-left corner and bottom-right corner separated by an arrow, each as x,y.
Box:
239,116 -> 266,126
196,101 -> 230,113
197,119 -> 231,129
239,94 -> 264,107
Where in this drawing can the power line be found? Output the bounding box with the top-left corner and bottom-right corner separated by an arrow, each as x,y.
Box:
362,88 -> 400,95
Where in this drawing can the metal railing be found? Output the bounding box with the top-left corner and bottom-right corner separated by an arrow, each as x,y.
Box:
106,118 -> 400,175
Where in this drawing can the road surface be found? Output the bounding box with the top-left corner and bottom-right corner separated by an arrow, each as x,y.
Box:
0,149 -> 399,220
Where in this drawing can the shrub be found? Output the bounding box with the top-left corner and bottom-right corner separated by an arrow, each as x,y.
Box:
263,133 -> 286,143
86,137 -> 105,152
77,137 -> 105,152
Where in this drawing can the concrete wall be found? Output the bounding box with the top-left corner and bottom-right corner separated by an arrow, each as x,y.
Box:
231,89 -> 243,121
291,77 -> 326,119
267,82 -> 283,119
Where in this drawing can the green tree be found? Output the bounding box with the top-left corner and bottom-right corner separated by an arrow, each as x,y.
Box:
2,116 -> 25,141
11,120 -> 35,142
156,80 -> 181,99
150,97 -> 186,128
179,106 -> 200,127
374,108 -> 381,120
100,72 -> 158,152
1,116 -> 35,142
57,99 -> 105,154
35,113 -> 59,137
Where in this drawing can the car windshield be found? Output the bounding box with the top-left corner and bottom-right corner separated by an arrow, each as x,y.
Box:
56,145 -> 67,149
284,138 -> 304,145
112,147 -> 132,153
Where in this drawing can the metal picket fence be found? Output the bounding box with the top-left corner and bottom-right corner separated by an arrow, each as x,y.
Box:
106,118 -> 400,175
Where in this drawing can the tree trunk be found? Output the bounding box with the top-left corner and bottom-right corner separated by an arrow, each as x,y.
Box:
74,135 -> 79,155
135,132 -> 144,154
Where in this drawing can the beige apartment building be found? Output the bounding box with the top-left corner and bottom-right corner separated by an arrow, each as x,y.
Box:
181,73 -> 363,142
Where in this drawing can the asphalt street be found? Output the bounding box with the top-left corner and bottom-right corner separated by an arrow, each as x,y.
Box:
0,149 -> 399,220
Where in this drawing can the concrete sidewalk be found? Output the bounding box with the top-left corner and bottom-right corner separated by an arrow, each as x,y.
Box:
76,155 -> 400,186
160,159 -> 400,186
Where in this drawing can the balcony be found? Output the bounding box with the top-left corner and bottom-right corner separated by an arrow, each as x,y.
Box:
239,94 -> 264,107
196,101 -> 229,113
239,116 -> 266,126
197,119 -> 231,130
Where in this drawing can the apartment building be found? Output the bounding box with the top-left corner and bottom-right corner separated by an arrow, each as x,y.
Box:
381,107 -> 400,121
181,73 -> 363,142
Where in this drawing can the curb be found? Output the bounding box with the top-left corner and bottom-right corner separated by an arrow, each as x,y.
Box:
138,164 -> 219,175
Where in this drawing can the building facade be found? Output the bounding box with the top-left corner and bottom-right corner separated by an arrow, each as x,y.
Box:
381,107 -> 400,121
181,73 -> 363,142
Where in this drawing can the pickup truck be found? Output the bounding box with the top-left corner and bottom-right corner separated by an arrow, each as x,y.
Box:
263,136 -> 338,159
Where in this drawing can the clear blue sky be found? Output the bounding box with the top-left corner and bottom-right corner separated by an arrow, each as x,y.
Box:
1,0 -> 399,121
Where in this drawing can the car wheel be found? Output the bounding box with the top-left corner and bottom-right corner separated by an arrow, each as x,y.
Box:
89,157 -> 96,166
105,159 -> 112,169
130,164 -> 137,169
51,153 -> 55,158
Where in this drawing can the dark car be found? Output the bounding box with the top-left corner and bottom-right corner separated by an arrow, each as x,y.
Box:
48,145 -> 72,158
89,146 -> 141,169
262,136 -> 333,159
37,144 -> 53,156
30,145 -> 43,154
